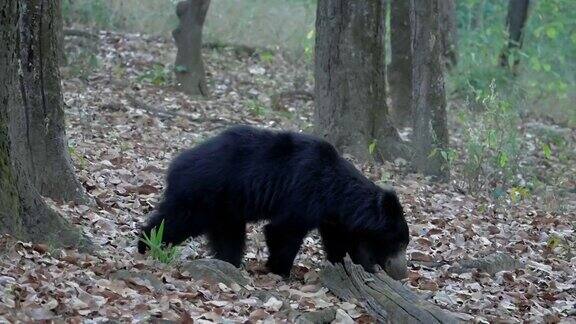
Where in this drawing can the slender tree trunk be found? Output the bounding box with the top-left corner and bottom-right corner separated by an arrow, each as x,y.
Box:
412,0 -> 449,179
1,0 -> 88,248
54,0 -> 67,65
173,0 -> 210,96
388,0 -> 415,127
438,0 -> 458,69
471,0 -> 485,30
315,0 -> 408,162
9,0 -> 87,204
500,0 -> 530,73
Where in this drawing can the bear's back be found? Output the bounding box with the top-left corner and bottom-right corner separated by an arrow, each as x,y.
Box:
220,126 -> 340,164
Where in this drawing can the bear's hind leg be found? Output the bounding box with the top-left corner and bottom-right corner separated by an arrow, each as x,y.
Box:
264,223 -> 307,277
207,221 -> 246,267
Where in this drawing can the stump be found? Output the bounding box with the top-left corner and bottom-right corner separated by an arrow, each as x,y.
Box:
321,257 -> 460,323
172,0 -> 210,96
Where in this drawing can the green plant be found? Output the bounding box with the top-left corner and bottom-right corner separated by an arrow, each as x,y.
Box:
458,82 -> 521,192
247,100 -> 268,117
452,0 -> 575,125
368,140 -> 377,156
303,28 -> 315,60
509,186 -> 531,203
68,146 -> 87,169
66,50 -> 100,80
140,220 -> 180,264
258,50 -> 275,63
138,64 -> 171,86
429,147 -> 458,172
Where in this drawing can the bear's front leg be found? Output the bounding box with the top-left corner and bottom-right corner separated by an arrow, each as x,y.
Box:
264,223 -> 307,277
207,220 -> 247,267
319,220 -> 349,264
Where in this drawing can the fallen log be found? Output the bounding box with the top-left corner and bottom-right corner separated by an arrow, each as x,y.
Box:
321,257 -> 460,323
449,252 -> 524,275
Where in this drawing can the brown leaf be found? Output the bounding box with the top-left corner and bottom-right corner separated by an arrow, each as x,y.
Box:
126,184 -> 159,195
179,311 -> 194,324
32,243 -> 49,254
249,308 -> 269,321
410,251 -> 433,262
418,279 -> 439,291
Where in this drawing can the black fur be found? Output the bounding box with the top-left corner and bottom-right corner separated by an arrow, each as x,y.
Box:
138,126 -> 409,277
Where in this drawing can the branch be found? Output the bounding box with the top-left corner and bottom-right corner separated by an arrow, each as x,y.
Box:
125,94 -> 232,126
64,29 -> 99,40
410,253 -> 524,275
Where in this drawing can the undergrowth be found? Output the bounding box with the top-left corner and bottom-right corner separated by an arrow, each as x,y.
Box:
140,220 -> 180,264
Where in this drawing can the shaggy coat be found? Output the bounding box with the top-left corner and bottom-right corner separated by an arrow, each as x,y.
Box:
138,126 -> 409,278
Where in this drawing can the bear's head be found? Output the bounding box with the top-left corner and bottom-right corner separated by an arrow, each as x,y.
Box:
349,188 -> 409,280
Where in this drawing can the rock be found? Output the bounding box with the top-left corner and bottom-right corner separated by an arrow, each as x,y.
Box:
179,258 -> 249,286
110,270 -> 166,293
294,308 -> 337,324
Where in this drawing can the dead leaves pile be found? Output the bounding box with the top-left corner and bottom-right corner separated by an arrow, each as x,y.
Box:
1,31 -> 574,322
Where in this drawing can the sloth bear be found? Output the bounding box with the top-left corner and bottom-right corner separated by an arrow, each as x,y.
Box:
138,126 -> 409,279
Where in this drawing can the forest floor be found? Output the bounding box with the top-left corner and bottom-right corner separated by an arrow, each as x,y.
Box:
1,31 -> 575,323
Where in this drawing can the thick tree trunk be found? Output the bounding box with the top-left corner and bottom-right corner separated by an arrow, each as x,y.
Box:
0,0 -> 88,248
173,0 -> 210,96
438,0 -> 458,69
10,0 -> 87,204
499,0 -> 530,73
388,0 -> 415,127
314,0 -> 408,162
412,0 -> 449,179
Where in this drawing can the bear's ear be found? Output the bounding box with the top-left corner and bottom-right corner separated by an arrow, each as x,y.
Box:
378,188 -> 404,221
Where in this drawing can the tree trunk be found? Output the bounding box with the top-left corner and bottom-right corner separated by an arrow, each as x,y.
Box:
388,0 -> 415,127
499,0 -> 530,73
438,0 -> 458,69
54,0 -> 67,65
0,0 -> 88,249
173,0 -> 210,96
471,0 -> 485,30
314,0 -> 408,162
10,0 -> 87,204
412,0 -> 449,179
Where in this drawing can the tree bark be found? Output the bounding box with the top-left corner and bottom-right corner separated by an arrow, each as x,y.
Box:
54,0 -> 67,65
10,0 -> 87,204
499,0 -> 530,73
388,0 -> 415,127
0,0 -> 88,249
314,0 -> 408,162
471,0 -> 485,30
173,0 -> 210,96
412,0 -> 449,179
438,0 -> 458,69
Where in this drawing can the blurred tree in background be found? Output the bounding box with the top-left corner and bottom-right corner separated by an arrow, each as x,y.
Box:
57,0 -> 575,187
454,0 -> 575,124
60,0 -> 575,124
